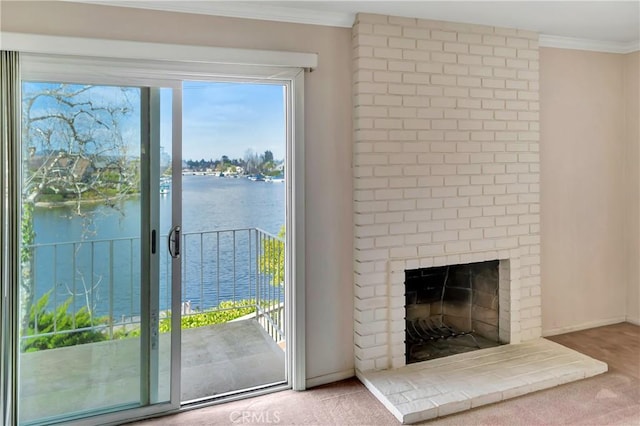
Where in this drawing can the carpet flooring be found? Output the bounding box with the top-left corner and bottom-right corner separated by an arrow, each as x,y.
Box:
131,322 -> 639,425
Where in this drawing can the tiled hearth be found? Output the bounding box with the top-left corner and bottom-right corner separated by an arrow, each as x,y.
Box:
358,339 -> 607,424
351,13 -> 607,423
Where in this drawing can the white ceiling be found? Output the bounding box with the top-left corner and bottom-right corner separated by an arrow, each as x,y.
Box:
74,1 -> 639,49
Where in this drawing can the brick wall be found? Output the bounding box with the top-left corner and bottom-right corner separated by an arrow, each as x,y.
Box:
353,14 -> 541,372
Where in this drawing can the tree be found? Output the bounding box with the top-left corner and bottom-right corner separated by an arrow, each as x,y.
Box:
21,83 -> 139,332
23,84 -> 138,208
244,149 -> 261,174
259,226 -> 285,286
262,150 -> 274,163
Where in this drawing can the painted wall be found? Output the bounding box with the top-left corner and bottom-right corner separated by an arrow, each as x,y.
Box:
0,1 -> 354,386
540,47 -> 628,334
624,52 -> 640,325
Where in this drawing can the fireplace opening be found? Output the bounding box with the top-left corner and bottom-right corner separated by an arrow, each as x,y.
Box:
405,260 -> 504,364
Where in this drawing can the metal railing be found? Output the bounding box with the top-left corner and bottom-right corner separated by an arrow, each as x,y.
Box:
20,227 -> 285,347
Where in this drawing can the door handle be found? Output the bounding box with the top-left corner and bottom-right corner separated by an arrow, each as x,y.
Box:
168,225 -> 181,258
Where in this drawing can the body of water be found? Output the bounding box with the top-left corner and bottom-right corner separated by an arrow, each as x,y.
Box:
30,175 -> 285,320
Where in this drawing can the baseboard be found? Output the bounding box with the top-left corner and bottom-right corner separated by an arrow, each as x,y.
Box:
626,316 -> 640,326
305,368 -> 354,389
542,317 -> 627,337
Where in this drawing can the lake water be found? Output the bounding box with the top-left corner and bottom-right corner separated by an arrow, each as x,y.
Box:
30,175 -> 285,319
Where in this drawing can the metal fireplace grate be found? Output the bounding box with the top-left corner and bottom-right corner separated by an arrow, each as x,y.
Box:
406,317 -> 481,361
406,317 -> 478,344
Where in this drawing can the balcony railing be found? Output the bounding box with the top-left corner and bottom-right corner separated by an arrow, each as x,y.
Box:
21,227 -> 285,346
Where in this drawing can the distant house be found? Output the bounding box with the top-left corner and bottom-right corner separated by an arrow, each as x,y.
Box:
38,152 -> 92,183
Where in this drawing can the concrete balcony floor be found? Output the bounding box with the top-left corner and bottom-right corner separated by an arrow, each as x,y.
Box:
19,318 -> 285,423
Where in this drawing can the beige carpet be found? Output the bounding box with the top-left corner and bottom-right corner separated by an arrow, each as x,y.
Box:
131,322 -> 640,425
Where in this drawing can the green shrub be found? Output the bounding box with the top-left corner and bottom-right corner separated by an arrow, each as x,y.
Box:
112,300 -> 260,339
111,327 -> 140,339
24,297 -> 276,348
259,226 -> 285,285
21,292 -> 108,352
160,299 -> 257,332
37,193 -> 65,203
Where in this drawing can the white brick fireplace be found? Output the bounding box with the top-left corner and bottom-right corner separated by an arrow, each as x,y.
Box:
350,13 -> 609,423
351,14 -> 608,423
352,14 -> 542,373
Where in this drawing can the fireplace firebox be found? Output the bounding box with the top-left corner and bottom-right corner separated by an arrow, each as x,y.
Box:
405,260 -> 503,364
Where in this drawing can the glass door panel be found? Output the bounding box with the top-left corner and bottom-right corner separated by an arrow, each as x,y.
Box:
17,82 -> 171,423
179,80 -> 287,403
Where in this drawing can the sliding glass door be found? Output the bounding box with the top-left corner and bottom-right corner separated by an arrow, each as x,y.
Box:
17,81 -> 177,424
4,50 -> 304,424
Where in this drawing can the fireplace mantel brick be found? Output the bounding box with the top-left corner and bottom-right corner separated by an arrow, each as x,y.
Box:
353,13 -> 540,372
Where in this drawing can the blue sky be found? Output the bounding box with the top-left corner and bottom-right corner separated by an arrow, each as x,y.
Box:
23,81 -> 285,164
162,81 -> 286,162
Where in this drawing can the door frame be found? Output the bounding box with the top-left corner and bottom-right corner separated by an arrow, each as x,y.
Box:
2,33 -> 312,424
289,69 -> 306,392
176,74 -> 305,405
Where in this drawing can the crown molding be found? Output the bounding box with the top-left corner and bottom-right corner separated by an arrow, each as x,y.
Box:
65,1 -> 639,54
539,34 -> 639,54
67,0 -> 355,28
